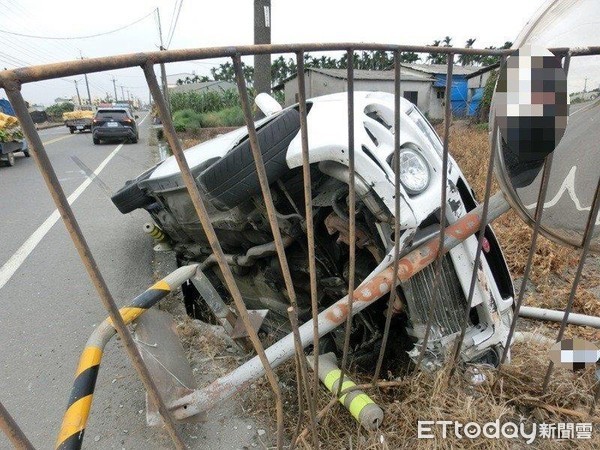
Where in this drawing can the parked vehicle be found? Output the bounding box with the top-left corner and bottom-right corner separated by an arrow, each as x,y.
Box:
112,92 -> 514,371
63,110 -> 94,134
92,108 -> 139,144
0,103 -> 29,168
0,140 -> 29,167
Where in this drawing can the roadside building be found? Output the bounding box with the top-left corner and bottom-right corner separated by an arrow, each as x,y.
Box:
274,67 -> 434,116
275,64 -> 485,120
464,65 -> 496,117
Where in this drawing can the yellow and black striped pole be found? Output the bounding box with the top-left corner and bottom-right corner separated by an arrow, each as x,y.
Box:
143,222 -> 168,243
55,264 -> 197,450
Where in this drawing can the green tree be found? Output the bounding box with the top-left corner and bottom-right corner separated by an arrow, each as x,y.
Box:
401,52 -> 420,64
458,38 -> 477,66
427,40 -> 446,65
46,102 -> 74,121
479,41 -> 512,66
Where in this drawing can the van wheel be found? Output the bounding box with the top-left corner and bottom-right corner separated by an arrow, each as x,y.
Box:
23,150 -> 30,157
69,128 -> 74,134
93,138 -> 100,145
6,152 -> 15,166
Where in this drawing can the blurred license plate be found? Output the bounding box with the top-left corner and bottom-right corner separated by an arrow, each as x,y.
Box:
107,122 -> 118,128
76,126 -> 83,130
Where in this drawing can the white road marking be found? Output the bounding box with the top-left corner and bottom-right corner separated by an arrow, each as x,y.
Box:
525,165 -> 600,225
0,112 -> 150,290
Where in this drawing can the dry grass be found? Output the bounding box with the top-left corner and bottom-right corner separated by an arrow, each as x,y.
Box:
243,339 -> 600,449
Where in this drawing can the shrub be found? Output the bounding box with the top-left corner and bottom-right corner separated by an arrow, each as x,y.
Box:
169,89 -> 243,115
172,109 -> 203,132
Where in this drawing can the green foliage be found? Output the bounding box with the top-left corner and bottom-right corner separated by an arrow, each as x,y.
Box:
46,102 -> 74,121
172,109 -> 203,132
172,106 -> 245,131
169,89 -> 242,115
176,74 -> 211,85
478,69 -> 499,122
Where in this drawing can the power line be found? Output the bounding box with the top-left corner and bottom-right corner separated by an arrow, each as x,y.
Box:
166,0 -> 184,49
0,0 -> 85,63
165,0 -> 180,47
0,8 -> 156,40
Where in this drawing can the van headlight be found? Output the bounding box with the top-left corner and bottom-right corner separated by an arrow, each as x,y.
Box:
399,147 -> 430,194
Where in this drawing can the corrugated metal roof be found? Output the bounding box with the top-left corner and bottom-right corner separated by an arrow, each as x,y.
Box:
168,80 -> 237,94
401,63 -> 481,76
308,67 -> 434,81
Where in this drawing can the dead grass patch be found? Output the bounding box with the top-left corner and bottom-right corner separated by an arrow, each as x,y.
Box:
244,340 -> 599,449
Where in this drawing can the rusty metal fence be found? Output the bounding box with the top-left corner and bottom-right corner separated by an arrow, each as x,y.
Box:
0,43 -> 599,449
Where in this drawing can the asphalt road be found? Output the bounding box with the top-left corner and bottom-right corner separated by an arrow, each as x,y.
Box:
0,117 -> 176,448
516,99 -> 600,245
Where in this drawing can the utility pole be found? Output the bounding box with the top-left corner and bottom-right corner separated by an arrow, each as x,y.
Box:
120,85 -> 125,103
111,77 -> 118,102
79,51 -> 93,105
74,79 -> 82,107
254,0 -> 271,96
156,8 -> 170,110
584,77 -> 588,93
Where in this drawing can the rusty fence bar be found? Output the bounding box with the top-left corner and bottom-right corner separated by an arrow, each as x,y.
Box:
232,53 -> 321,443
295,50 -> 321,411
3,83 -> 187,450
338,50 -> 357,397
416,55 -> 454,368
0,401 -> 34,450
449,56 -> 507,377
3,43 -> 596,85
372,49 -> 402,382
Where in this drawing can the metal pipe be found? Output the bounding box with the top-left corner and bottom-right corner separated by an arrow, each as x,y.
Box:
3,81 -> 187,450
200,236 -> 295,270
142,63 -> 286,448
0,401 -> 34,450
519,306 -> 600,329
55,265 -> 197,450
170,192 -> 511,419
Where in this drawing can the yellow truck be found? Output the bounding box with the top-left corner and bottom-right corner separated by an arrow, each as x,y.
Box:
63,109 -> 94,134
